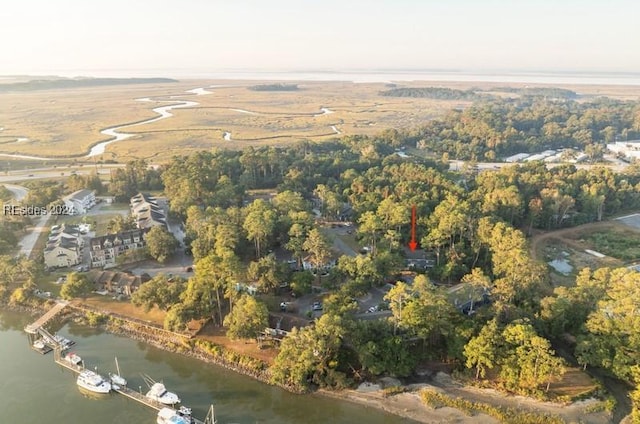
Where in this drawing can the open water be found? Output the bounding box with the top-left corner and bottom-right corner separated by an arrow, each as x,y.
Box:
0,310 -> 416,424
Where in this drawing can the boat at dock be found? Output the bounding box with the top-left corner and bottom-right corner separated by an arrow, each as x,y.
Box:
53,334 -> 75,350
76,370 -> 111,394
63,352 -> 82,365
147,382 -> 181,405
109,356 -> 127,387
157,406 -> 193,424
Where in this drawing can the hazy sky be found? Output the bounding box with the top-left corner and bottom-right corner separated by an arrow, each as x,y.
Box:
2,0 -> 639,77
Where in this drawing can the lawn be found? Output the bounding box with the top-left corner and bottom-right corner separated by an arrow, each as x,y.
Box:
77,295 -> 167,325
196,320 -> 278,364
547,367 -> 599,399
92,212 -> 128,236
531,221 -> 637,286
586,229 -> 640,261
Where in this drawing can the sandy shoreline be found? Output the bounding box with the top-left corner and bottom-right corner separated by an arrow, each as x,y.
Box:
318,385 -> 497,424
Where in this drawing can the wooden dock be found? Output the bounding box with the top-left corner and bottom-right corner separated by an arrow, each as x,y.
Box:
53,348 -> 210,423
25,301 -> 69,334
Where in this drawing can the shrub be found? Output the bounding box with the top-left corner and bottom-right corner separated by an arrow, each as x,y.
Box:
419,389 -> 564,424
382,386 -> 407,398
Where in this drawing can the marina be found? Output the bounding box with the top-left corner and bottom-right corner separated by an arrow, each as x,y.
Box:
26,304 -> 216,424
1,308 -> 409,424
52,342 -> 214,424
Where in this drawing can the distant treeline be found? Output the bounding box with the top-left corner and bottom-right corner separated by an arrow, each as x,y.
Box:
491,87 -> 578,99
248,83 -> 299,92
379,86 -> 483,100
0,77 -> 178,92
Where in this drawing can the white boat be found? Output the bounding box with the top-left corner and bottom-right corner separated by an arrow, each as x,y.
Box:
33,339 -> 46,349
146,382 -> 180,405
64,352 -> 82,365
76,370 -> 111,394
109,373 -> 127,387
157,407 -> 192,424
54,334 -> 74,349
109,357 -> 127,386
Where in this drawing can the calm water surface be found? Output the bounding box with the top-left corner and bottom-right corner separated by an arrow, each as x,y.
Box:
0,310 -> 416,424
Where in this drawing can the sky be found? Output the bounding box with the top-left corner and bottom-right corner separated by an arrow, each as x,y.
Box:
1,0 -> 639,78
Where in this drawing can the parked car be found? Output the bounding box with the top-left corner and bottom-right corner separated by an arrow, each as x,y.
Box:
312,301 -> 323,311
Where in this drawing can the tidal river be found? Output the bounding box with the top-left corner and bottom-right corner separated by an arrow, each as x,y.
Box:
0,310 -> 416,424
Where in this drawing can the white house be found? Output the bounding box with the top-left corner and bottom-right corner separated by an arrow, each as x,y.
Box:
62,189 -> 96,215
44,224 -> 82,269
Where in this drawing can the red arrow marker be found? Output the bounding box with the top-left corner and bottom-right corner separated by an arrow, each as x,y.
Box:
409,205 -> 418,251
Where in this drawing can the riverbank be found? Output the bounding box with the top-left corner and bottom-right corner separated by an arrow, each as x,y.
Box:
5,299 -> 619,424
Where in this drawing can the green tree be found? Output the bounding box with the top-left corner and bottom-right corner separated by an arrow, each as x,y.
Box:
106,214 -> 137,234
243,199 -> 277,258
181,250 -> 242,325
145,226 -> 178,263
223,294 -> 269,340
397,277 -> 457,349
247,253 -> 286,294
385,282 -> 411,335
302,228 -> 332,284
164,303 -> 190,332
271,314 -> 347,390
290,270 -> 313,296
60,272 -> 93,300
353,319 -> 417,377
358,211 -> 382,256
9,287 -> 32,305
336,254 -> 382,292
464,319 -> 500,379
577,268 -> 640,381
131,274 -> 185,311
500,321 -> 565,392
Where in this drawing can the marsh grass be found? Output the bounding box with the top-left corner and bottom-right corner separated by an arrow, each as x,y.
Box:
4,80 -> 640,161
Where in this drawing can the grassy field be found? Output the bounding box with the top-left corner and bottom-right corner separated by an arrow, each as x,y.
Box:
532,220 -> 640,286
4,79 -> 640,162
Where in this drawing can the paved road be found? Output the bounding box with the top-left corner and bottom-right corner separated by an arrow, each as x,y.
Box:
4,182 -> 49,258
616,213 -> 640,230
3,183 -> 28,201
18,213 -> 52,258
0,164 -> 125,183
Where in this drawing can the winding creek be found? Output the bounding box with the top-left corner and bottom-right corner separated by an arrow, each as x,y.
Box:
0,310 -> 415,424
88,98 -> 199,157
0,87 -> 340,160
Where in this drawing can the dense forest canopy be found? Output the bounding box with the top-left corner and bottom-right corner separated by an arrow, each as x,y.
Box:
398,95 -> 640,160
248,83 -> 299,91
490,86 -> 579,99
379,86 -> 483,100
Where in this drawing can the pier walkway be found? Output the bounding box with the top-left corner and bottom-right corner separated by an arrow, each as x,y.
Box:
53,348 -> 210,423
25,301 -> 69,334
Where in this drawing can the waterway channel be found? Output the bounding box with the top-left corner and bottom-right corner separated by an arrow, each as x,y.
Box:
0,310 -> 417,424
